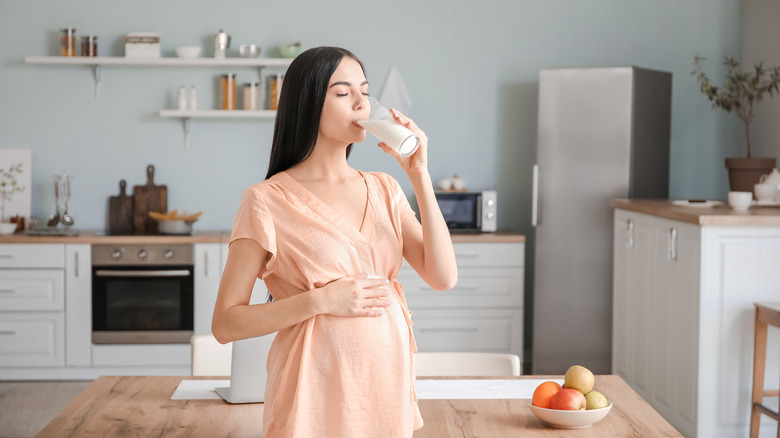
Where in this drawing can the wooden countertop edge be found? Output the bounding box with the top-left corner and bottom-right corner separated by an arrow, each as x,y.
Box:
611,198 -> 780,226
0,230 -> 525,244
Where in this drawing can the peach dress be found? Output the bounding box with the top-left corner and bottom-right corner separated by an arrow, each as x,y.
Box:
230,170 -> 423,437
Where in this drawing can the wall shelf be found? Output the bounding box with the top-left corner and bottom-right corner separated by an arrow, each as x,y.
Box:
26,55 -> 288,149
159,110 -> 277,149
24,56 -> 291,98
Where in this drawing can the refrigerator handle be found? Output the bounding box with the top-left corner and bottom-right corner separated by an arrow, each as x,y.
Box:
532,164 -> 539,227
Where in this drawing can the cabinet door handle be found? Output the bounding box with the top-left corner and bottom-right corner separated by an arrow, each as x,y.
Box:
418,327 -> 479,333
204,251 -> 209,277
532,164 -> 540,227
0,254 -> 13,259
455,253 -> 479,259
626,218 -> 634,249
667,228 -> 678,261
0,329 -> 17,335
75,251 -> 79,278
0,288 -> 15,294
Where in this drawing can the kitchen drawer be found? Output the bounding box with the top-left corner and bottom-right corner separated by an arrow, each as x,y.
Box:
399,266 -> 523,308
0,244 -> 65,269
0,312 -> 65,367
0,270 -> 64,311
411,308 -> 523,358
451,243 -> 524,267
92,344 -> 190,367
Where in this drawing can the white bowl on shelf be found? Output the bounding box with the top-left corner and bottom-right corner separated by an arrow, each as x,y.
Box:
528,402 -> 612,429
175,46 -> 202,58
239,44 -> 261,58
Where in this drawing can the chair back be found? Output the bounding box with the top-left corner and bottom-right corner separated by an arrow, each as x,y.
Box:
190,334 -> 232,376
415,352 -> 521,377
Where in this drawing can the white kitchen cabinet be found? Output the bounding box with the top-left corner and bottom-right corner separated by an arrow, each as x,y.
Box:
194,243 -> 222,335
65,244 -> 91,367
404,242 -> 525,361
0,244 -> 66,367
613,208 -> 780,438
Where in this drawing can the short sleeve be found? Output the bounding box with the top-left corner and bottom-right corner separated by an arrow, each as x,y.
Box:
230,186 -> 277,279
390,176 -> 417,223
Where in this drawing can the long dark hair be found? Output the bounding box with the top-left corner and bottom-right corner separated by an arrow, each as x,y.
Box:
265,47 -> 364,180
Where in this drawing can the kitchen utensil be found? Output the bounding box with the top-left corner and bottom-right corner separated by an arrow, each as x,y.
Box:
239,44 -> 260,58
0,223 -> 16,235
175,46 -> 201,58
278,41 -> 301,58
61,175 -> 74,226
728,191 -> 752,211
46,175 -> 61,227
109,180 -> 134,235
133,165 -> 167,234
754,183 -> 776,201
214,29 -> 231,58
356,97 -> 420,157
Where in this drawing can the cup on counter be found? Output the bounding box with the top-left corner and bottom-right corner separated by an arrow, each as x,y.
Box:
754,183 -> 776,202
727,191 -> 752,211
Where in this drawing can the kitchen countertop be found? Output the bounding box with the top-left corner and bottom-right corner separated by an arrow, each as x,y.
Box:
0,230 -> 525,244
611,198 -> 780,226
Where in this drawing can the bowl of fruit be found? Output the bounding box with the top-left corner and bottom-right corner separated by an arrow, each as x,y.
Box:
149,209 -> 202,235
528,365 -> 612,429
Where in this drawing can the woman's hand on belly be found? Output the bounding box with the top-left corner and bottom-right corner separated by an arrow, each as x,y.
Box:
313,274 -> 392,317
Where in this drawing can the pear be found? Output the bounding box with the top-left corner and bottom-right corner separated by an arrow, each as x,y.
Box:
585,390 -> 609,410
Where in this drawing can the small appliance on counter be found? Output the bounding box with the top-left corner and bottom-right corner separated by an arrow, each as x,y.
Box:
433,190 -> 497,232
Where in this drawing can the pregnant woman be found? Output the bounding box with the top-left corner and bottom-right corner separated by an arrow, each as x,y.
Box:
212,46 -> 457,438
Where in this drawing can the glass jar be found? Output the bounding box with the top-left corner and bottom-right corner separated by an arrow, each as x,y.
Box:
221,73 -> 236,110
243,82 -> 259,110
60,28 -> 76,57
269,74 -> 284,110
81,35 -> 97,57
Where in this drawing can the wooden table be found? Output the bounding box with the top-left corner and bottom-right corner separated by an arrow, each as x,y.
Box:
37,375 -> 681,437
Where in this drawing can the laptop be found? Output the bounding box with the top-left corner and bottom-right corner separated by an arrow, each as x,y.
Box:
215,333 -> 275,404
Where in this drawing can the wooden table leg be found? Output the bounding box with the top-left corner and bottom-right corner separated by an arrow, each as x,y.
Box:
751,306 -> 768,438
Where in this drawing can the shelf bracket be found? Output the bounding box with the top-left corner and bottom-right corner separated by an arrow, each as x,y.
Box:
93,65 -> 102,98
182,117 -> 191,149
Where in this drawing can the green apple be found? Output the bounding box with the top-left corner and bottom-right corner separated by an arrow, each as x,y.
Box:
564,365 -> 595,394
585,390 -> 609,410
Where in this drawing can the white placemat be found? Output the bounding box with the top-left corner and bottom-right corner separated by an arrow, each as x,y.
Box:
171,379 -> 229,400
171,378 -> 562,401
416,378 -> 563,400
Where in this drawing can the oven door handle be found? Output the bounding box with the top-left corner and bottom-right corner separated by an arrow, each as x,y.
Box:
95,269 -> 192,278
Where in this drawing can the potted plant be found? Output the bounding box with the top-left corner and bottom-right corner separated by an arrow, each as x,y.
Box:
0,162 -> 25,234
692,55 -> 780,192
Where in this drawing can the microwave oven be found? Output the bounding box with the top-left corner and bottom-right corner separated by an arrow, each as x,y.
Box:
434,191 -> 497,232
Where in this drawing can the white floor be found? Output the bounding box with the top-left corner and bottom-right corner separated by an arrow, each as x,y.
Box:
0,380 -> 92,438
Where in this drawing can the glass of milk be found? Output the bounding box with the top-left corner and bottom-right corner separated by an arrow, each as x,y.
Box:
357,97 -> 420,157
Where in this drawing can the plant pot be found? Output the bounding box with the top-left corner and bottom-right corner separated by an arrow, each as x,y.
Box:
725,157 -> 777,194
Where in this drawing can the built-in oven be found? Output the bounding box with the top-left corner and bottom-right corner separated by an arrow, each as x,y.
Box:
91,244 -> 194,344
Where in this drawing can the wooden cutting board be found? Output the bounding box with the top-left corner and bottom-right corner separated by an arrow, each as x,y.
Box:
133,164 -> 167,235
108,180 -> 134,235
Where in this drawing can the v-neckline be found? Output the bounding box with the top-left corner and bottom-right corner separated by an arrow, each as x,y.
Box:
277,170 -> 373,240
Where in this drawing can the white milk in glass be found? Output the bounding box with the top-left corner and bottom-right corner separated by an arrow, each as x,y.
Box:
359,119 -> 420,157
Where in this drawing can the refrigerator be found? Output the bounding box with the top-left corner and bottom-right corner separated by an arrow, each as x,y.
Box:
531,66 -> 672,374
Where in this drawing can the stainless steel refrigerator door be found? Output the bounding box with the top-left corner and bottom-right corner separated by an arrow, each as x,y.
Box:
532,67 -> 634,374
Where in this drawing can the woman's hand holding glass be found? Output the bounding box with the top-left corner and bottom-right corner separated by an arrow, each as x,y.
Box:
317,274 -> 392,317
379,108 -> 429,175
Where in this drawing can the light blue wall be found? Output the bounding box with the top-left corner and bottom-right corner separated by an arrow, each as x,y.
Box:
1,0 -> 743,232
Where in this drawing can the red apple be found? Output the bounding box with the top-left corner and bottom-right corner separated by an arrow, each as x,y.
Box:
549,388 -> 587,410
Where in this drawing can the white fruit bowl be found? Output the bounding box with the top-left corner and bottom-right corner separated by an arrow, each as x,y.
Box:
157,219 -> 194,235
175,46 -> 201,58
528,402 -> 612,429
